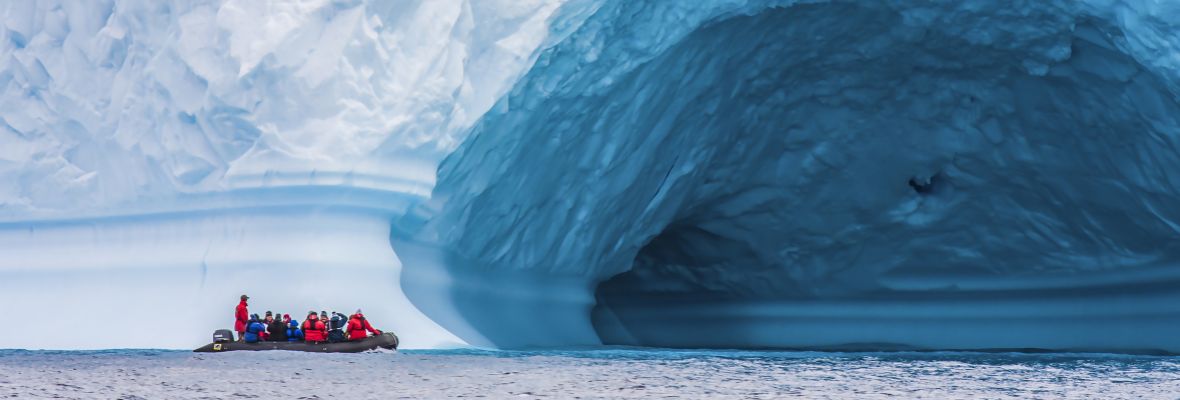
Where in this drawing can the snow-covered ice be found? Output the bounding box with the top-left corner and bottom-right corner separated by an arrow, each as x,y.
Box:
0,0 -> 567,349
3,0 -> 1180,352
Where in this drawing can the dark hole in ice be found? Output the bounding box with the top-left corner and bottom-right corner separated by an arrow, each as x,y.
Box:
592,217 -> 781,348
908,173 -> 941,195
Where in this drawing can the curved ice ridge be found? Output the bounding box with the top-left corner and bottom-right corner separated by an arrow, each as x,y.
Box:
406,0 -> 1180,352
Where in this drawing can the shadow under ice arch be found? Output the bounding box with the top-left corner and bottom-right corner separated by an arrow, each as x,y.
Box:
399,1 -> 1180,352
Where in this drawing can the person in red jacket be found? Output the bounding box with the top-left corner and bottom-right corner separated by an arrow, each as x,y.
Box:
302,311 -> 328,343
234,294 -> 249,342
347,309 -> 381,341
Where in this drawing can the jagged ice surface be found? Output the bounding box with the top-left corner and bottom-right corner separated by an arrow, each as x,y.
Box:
0,0 -> 566,349
0,0 -> 563,215
4,0 -> 1180,351
407,0 -> 1180,351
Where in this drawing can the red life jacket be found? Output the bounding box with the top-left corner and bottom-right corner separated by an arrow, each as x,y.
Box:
347,314 -> 379,340
302,317 -> 327,341
234,301 -> 249,332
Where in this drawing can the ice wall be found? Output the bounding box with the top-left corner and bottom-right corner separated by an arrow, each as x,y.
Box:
0,201 -> 468,349
0,0 -> 566,217
0,0 -> 573,349
406,0 -> 1180,352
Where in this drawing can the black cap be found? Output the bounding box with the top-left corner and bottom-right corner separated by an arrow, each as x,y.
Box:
241,294 -> 249,300
265,311 -> 273,316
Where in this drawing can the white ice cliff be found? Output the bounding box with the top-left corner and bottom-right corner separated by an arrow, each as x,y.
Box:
4,0 -> 1180,352
0,0 -> 568,349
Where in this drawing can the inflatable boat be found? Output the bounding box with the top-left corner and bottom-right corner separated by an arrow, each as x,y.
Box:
194,332 -> 399,353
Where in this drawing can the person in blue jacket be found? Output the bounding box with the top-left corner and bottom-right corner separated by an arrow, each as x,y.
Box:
244,314 -> 267,343
286,318 -> 304,342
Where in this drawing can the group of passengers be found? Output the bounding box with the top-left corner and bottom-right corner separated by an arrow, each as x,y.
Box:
234,294 -> 381,344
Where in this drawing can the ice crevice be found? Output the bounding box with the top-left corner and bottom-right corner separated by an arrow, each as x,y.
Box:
404,1 -> 1180,352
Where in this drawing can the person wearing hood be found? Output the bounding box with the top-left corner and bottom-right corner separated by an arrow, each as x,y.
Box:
302,311 -> 327,343
244,314 -> 267,343
285,318 -> 304,342
346,309 -> 382,341
328,312 -> 347,343
267,312 -> 288,342
234,295 -> 249,342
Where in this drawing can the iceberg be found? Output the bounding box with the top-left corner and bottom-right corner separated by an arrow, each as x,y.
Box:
0,0 -> 566,349
3,0 -> 1180,352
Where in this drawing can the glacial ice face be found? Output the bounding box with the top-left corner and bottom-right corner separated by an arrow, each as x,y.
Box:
5,0 -> 1180,352
408,0 -> 1180,351
0,0 -> 565,217
0,0 -> 572,349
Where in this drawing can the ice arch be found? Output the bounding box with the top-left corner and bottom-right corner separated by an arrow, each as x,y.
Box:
404,1 -> 1180,352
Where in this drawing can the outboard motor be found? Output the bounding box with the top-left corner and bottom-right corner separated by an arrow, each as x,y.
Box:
213,329 -> 235,343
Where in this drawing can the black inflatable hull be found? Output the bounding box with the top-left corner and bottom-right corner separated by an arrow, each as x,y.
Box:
193,332 -> 399,353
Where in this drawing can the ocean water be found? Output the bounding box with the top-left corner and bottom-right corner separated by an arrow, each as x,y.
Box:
0,348 -> 1177,399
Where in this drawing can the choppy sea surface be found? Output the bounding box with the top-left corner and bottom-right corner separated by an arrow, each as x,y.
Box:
0,348 -> 1178,399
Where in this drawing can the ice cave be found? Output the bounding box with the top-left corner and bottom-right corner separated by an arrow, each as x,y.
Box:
2,0 -> 1180,352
